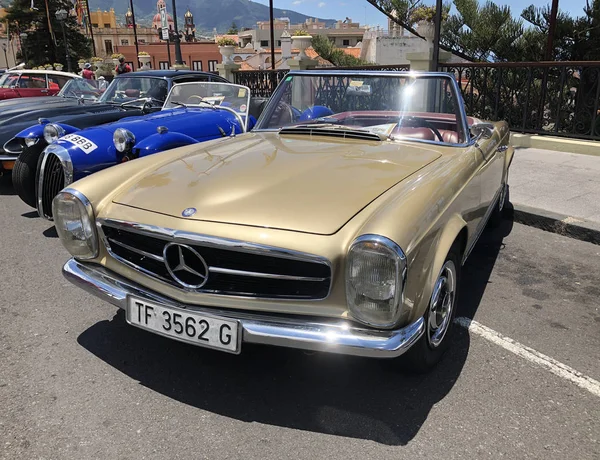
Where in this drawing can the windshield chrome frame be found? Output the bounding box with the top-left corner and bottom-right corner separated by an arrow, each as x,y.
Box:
253,70 -> 473,148
163,81 -> 252,132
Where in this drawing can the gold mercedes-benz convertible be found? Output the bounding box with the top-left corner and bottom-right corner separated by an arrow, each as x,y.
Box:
54,71 -> 513,371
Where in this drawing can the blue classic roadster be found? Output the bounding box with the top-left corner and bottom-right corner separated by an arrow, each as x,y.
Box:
32,81 -> 259,219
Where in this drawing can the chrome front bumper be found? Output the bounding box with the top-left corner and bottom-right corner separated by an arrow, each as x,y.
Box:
63,258 -> 424,358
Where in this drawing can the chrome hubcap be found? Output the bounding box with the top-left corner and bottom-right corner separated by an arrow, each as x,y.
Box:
427,260 -> 456,348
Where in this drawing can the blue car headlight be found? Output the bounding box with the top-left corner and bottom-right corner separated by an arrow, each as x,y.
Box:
113,128 -> 135,153
43,123 -> 65,144
24,137 -> 39,147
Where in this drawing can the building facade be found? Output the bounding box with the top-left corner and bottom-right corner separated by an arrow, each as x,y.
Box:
114,42 -> 222,72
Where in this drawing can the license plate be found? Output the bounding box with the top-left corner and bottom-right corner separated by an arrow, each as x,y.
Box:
59,133 -> 98,154
126,297 -> 240,354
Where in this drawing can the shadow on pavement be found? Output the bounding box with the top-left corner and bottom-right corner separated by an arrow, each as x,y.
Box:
77,213 -> 514,446
43,226 -> 58,238
21,210 -> 39,218
0,174 -> 15,195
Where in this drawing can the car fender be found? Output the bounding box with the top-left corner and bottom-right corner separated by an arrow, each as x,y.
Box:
14,122 -> 79,140
134,132 -> 199,157
410,213 -> 468,323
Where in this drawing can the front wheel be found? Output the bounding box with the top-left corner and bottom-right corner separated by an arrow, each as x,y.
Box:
400,246 -> 461,373
12,145 -> 44,208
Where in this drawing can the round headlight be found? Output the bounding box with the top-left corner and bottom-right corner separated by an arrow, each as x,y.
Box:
346,235 -> 407,328
113,128 -> 135,153
52,189 -> 98,260
24,137 -> 39,147
43,123 -> 65,144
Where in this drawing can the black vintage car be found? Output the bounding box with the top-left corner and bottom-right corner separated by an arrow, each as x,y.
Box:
0,70 -> 228,206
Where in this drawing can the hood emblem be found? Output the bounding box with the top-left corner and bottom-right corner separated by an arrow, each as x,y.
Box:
163,243 -> 209,289
182,207 -> 196,217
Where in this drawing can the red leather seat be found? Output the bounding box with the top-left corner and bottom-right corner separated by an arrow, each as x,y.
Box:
125,89 -> 140,98
439,129 -> 459,143
391,127 -> 436,141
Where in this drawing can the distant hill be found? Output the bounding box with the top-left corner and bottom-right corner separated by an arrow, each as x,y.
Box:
89,0 -> 336,32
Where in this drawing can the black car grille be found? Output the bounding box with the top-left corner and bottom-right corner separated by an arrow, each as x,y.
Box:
101,225 -> 332,300
40,153 -> 65,219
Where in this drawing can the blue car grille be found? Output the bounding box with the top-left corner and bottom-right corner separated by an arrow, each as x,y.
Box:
40,153 -> 64,219
101,225 -> 332,300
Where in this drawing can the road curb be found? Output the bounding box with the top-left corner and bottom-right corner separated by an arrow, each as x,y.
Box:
511,204 -> 600,245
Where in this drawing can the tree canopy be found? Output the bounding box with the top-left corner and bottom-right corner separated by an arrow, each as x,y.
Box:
311,34 -> 368,67
368,0 -> 600,61
5,0 -> 92,68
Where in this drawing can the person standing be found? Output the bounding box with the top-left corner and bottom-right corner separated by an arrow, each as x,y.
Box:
115,56 -> 132,75
82,63 -> 95,80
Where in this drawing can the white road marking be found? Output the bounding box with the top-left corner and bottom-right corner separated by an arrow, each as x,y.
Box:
455,317 -> 600,398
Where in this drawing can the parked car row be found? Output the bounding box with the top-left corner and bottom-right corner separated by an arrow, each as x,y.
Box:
1,70 -> 513,372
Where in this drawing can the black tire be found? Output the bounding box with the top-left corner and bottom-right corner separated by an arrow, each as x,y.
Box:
488,182 -> 509,228
401,245 -> 461,373
12,147 -> 43,208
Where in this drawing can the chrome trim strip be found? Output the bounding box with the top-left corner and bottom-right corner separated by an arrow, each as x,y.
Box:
0,155 -> 18,161
97,220 -> 333,300
62,258 -> 424,358
37,144 -> 73,220
107,238 -> 165,262
208,266 -> 328,282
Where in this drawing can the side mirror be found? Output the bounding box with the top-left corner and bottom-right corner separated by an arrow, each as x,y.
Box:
470,122 -> 494,141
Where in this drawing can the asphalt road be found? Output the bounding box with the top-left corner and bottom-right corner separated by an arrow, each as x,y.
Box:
1,175 -> 599,460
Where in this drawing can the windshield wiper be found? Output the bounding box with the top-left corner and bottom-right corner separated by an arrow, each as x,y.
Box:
168,100 -> 187,108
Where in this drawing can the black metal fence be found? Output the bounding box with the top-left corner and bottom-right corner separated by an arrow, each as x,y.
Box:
233,64 -> 410,98
439,62 -> 600,140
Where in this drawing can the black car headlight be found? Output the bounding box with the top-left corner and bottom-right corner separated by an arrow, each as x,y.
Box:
113,128 -> 135,153
43,123 -> 65,144
52,189 -> 98,260
346,235 -> 407,328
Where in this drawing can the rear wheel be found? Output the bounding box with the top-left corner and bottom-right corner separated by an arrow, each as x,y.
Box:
12,146 -> 43,208
401,246 -> 461,373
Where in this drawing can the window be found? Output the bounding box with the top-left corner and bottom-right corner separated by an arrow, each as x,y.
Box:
121,39 -> 129,45
104,23 -> 111,28
159,61 -> 170,70
47,75 -> 71,89
343,39 -> 350,46
92,23 -> 98,28
192,61 -> 203,71
233,56 -> 242,63
104,40 -> 113,55
260,40 -> 268,47
18,73 -> 46,89
138,39 -> 146,44
277,40 -> 281,46
208,60 -> 218,72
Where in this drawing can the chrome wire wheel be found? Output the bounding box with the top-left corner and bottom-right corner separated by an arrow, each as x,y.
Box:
427,260 -> 457,348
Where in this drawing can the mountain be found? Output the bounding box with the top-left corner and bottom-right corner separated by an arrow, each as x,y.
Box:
89,0 -> 336,32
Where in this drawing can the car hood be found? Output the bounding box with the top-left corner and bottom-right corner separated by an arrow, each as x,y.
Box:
0,99 -> 112,126
112,132 -> 442,235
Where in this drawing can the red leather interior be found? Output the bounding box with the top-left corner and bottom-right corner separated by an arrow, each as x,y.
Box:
125,89 -> 140,98
391,127 -> 436,140
439,130 -> 459,143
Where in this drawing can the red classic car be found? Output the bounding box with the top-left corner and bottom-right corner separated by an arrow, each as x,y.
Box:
0,70 -> 80,100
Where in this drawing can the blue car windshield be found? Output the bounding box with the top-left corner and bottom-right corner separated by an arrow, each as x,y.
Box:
163,82 -> 252,129
58,78 -> 104,100
98,76 -> 169,105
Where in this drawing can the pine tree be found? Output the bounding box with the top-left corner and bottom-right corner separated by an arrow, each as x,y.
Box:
5,0 -> 92,68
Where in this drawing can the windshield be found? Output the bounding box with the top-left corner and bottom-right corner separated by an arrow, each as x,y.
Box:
0,73 -> 19,88
163,82 -> 251,129
255,73 -> 467,145
58,78 -> 104,100
98,76 -> 169,105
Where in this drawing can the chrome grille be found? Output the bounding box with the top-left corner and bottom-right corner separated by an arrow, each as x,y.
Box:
100,223 -> 332,300
39,153 -> 64,219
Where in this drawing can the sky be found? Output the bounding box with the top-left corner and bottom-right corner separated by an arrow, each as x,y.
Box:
252,0 -> 590,28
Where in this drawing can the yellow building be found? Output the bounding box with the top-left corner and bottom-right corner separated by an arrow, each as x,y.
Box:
89,8 -> 118,29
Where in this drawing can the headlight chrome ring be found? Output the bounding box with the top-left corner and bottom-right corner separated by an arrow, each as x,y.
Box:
43,123 -> 65,144
113,128 -> 136,153
52,188 -> 98,260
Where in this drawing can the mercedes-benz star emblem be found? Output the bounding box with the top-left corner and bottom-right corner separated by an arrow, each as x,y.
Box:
182,207 -> 197,217
163,243 -> 209,289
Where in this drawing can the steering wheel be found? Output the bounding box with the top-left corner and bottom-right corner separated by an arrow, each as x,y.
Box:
398,116 -> 444,142
186,95 -> 207,105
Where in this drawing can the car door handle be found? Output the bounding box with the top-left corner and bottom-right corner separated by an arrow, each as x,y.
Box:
40,89 -> 49,93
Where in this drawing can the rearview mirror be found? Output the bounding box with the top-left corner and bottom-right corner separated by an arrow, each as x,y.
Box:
470,122 -> 494,140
